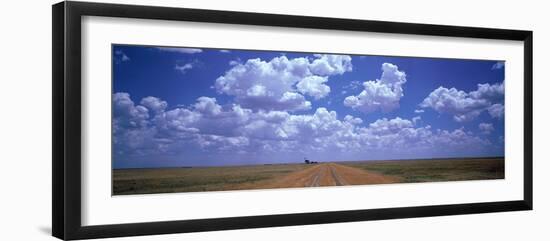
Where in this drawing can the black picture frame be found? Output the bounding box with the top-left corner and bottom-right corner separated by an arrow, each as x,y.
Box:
52,1 -> 533,240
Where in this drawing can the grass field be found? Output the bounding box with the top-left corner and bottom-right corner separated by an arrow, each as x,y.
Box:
113,157 -> 504,195
341,157 -> 504,183
113,163 -> 310,195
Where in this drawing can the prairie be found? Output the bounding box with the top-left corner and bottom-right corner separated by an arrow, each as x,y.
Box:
113,157 -> 504,195
113,163 -> 310,195
340,157 -> 504,183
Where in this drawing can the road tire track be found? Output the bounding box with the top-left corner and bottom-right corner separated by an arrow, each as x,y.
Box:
256,163 -> 400,189
308,170 -> 321,187
329,164 -> 347,186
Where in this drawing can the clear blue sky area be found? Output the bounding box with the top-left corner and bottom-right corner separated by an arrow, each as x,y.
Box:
112,45 -> 505,168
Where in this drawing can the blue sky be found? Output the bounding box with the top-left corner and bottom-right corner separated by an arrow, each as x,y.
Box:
113,45 -> 505,168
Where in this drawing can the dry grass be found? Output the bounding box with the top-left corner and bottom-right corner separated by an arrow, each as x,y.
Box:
340,157 -> 504,183
113,163 -> 309,195
113,157 -> 505,195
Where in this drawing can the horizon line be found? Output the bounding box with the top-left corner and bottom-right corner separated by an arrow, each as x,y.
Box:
113,155 -> 505,170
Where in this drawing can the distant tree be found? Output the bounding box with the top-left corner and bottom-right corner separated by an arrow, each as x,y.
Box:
304,158 -> 310,164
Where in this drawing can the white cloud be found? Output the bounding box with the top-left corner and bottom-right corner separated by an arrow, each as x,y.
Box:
215,54 -> 352,111
344,63 -> 407,113
113,93 -> 149,129
140,96 -> 167,114
215,56 -> 310,111
113,93 -> 159,156
196,134 -> 249,151
153,97 -> 252,140
420,82 -> 503,122
296,75 -> 330,99
156,108 -> 201,136
344,115 -> 363,125
193,97 -> 222,116
354,118 -> 490,155
219,50 -> 231,53
282,108 -> 349,140
479,123 -> 494,135
367,117 -> 413,135
420,87 -> 489,122
492,61 -> 505,70
228,57 -> 242,66
470,82 -> 504,102
245,84 -> 266,97
114,93 -> 496,161
488,103 -> 504,119
309,54 -> 352,76
175,63 -> 194,74
174,60 -> 200,74
114,50 -> 130,63
414,109 -> 425,113
343,80 -> 362,90
427,128 -> 491,151
156,47 -> 203,54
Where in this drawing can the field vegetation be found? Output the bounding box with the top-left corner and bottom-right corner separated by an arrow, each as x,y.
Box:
113,157 -> 504,195
113,163 -> 309,195
341,157 -> 504,183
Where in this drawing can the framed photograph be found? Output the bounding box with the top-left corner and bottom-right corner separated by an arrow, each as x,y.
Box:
52,1 -> 533,240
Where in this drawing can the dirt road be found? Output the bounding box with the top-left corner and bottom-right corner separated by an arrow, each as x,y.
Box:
259,163 -> 400,189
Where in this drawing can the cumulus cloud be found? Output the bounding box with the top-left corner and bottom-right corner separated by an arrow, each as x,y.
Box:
140,96 -> 167,114
309,54 -> 352,76
427,128 -> 491,152
113,93 -> 157,156
215,56 -> 311,111
228,57 -> 242,66
193,97 -> 222,116
114,92 -> 496,161
296,76 -> 330,99
196,134 -> 249,151
414,109 -> 425,113
420,82 -> 504,122
367,117 -> 413,135
344,115 -> 363,125
470,82 -> 505,102
214,54 -> 352,111
113,93 -> 149,129
488,103 -> 504,119
156,47 -> 203,54
420,87 -> 489,122
344,63 -> 407,113
479,123 -> 494,135
356,118 -> 490,155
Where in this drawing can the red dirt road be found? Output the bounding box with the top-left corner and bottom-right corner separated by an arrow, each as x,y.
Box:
259,163 -> 400,189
